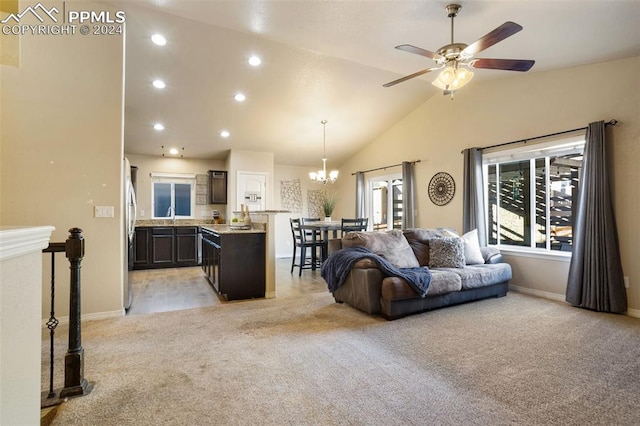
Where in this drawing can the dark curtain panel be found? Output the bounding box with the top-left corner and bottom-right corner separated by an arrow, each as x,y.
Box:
402,161 -> 416,229
355,172 -> 365,218
462,148 -> 487,246
566,121 -> 627,313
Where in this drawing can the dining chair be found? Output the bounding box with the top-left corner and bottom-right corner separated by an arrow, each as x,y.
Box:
341,218 -> 369,236
290,218 -> 325,276
300,217 -> 321,246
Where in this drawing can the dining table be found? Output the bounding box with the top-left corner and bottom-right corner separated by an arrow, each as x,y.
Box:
299,220 -> 342,261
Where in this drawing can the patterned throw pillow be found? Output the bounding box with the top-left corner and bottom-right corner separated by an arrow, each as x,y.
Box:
342,230 -> 420,269
429,237 -> 466,268
403,228 -> 459,266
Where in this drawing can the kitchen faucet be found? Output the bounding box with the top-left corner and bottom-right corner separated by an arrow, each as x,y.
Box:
167,206 -> 176,225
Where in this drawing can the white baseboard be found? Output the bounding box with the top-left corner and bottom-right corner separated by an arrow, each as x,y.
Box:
509,284 -> 640,319
509,284 -> 566,302
42,309 -> 123,328
627,308 -> 640,319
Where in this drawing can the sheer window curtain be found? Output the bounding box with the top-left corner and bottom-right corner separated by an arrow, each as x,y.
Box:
402,161 -> 416,229
462,148 -> 487,246
566,121 -> 627,313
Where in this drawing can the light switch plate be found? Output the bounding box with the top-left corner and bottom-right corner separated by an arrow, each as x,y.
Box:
95,206 -> 115,218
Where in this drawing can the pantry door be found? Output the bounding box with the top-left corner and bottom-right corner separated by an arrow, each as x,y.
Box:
236,171 -> 267,212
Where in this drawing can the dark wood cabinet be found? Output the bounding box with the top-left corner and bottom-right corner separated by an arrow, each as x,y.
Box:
151,227 -> 174,266
201,229 -> 265,300
208,170 -> 227,205
133,227 -> 150,267
134,226 -> 200,269
175,227 -> 199,265
201,230 -> 219,292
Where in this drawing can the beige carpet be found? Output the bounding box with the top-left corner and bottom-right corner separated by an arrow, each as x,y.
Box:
44,292 -> 640,425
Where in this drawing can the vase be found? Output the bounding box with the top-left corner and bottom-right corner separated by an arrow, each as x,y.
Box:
324,216 -> 332,222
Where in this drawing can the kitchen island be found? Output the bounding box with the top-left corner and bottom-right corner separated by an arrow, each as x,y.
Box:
200,225 -> 266,301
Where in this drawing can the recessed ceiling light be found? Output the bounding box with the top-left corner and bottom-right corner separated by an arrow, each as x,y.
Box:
169,148 -> 179,155
152,79 -> 166,89
234,93 -> 246,102
153,123 -> 165,131
248,55 -> 261,66
220,130 -> 230,138
151,34 -> 166,46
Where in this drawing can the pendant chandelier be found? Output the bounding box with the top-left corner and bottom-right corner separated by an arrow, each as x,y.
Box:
309,120 -> 338,184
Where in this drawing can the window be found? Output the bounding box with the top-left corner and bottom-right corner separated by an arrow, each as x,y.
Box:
151,173 -> 196,219
368,174 -> 403,230
483,134 -> 585,253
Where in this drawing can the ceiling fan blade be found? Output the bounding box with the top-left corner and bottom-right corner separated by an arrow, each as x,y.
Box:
462,22 -> 523,57
470,58 -> 535,72
383,68 -> 437,87
395,44 -> 442,60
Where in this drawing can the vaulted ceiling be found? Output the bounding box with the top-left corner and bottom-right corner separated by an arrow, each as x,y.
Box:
119,0 -> 640,167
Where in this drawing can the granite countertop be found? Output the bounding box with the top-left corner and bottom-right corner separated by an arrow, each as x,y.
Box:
200,225 -> 265,234
136,219 -> 219,227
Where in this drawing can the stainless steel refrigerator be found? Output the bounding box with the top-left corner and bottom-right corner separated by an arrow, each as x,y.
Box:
123,158 -> 137,311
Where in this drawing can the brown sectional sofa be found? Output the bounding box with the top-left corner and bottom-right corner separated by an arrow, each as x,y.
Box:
326,228 -> 512,320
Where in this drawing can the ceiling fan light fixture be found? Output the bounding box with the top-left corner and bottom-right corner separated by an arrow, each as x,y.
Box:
452,68 -> 474,89
432,65 -> 474,91
435,63 -> 457,86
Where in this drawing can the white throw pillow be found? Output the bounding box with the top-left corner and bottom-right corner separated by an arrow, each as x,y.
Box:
461,229 -> 485,265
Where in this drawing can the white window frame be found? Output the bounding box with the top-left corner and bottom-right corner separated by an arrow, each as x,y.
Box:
482,133 -> 585,259
367,173 -> 402,231
150,172 -> 196,219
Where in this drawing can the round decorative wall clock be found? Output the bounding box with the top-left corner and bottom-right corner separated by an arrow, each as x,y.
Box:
428,172 -> 456,206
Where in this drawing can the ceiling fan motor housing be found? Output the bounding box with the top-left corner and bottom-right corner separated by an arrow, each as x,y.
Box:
437,43 -> 469,61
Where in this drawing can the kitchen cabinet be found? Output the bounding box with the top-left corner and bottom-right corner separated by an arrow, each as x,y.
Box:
151,227 -> 174,266
133,227 -> 150,267
175,227 -> 199,264
201,228 -> 265,300
134,226 -> 199,269
208,170 -> 227,204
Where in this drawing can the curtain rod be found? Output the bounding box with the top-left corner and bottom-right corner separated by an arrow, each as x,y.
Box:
462,119 -> 618,154
351,159 -> 421,176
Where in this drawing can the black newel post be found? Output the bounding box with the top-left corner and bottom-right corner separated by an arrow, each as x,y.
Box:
60,228 -> 93,398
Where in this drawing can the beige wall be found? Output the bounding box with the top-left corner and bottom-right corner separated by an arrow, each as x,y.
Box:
273,164 -> 336,258
126,154 -> 226,221
334,56 -> 640,313
0,2 -> 125,319
227,149 -> 274,218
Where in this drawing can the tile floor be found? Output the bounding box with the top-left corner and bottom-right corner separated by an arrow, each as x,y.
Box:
126,258 -> 328,316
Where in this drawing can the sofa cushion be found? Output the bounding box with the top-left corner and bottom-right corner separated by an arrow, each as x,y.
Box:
403,228 -> 454,266
438,263 -> 513,289
342,230 -> 419,269
429,237 -> 465,268
381,270 -> 462,301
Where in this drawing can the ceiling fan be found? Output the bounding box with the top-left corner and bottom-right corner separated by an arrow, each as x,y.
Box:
383,3 -> 535,93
